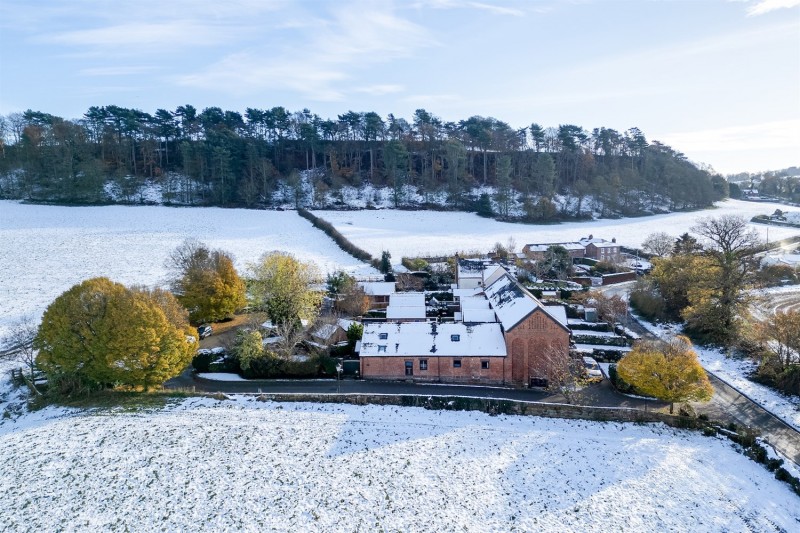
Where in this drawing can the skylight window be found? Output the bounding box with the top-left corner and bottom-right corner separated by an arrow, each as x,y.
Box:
451,334 -> 460,342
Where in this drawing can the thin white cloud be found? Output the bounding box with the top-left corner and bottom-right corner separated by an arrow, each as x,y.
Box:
659,119 -> 800,153
467,2 -> 525,16
41,22 -> 235,48
411,0 -> 526,16
79,66 -> 159,76
747,0 -> 800,16
356,85 -> 406,95
176,2 -> 436,101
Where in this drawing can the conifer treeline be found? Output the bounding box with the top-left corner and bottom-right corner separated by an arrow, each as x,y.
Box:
0,106 -> 728,218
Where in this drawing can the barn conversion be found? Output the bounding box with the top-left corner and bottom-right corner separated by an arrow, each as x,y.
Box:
360,262 -> 570,387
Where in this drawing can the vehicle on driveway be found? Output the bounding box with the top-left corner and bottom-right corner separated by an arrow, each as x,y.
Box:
582,356 -> 603,381
197,325 -> 213,339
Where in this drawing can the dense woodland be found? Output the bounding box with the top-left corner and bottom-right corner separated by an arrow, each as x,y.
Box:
0,106 -> 728,220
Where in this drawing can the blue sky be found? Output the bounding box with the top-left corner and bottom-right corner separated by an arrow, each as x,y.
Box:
0,0 -> 797,174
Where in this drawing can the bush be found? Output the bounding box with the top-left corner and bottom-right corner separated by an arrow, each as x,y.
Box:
608,364 -> 635,393
629,287 -> 666,322
317,356 -> 339,376
192,351 -> 213,372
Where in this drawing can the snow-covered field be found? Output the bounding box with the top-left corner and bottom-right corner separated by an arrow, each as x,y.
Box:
0,396 -> 797,532
0,201 -> 377,341
313,199 -> 800,259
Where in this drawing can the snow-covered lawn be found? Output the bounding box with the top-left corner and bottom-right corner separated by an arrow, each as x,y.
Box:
313,199 -> 800,258
0,201 -> 377,340
0,396 -> 796,532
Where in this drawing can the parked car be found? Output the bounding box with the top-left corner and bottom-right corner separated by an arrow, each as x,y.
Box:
582,356 -> 603,381
197,325 -> 213,339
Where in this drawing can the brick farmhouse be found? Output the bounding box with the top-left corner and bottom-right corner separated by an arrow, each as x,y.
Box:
360,264 -> 570,387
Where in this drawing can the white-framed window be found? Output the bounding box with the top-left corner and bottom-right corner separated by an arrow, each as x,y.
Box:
419,359 -> 428,370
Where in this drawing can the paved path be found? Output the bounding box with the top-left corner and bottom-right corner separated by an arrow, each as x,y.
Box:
695,373 -> 800,467
165,368 -> 665,410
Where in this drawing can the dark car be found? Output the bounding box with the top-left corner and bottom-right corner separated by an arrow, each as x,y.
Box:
197,325 -> 213,339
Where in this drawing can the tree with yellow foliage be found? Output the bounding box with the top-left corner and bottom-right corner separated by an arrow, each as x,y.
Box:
248,252 -> 323,329
617,335 -> 713,414
168,239 -> 246,324
35,278 -> 197,391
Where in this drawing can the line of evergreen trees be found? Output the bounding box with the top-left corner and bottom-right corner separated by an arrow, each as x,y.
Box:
0,106 -> 728,219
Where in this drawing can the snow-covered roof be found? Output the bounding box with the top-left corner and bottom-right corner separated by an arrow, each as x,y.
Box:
386,292 -> 426,320
460,296 -> 490,309
453,287 -> 483,298
359,281 -> 396,296
457,258 -> 486,279
525,242 -> 585,252
579,237 -> 608,245
483,274 -> 539,330
762,254 -> 800,267
360,322 -> 506,357
312,323 -> 339,341
462,308 -> 497,323
482,264 -> 508,287
543,305 -> 569,329
337,318 -> 357,331
588,241 -> 620,249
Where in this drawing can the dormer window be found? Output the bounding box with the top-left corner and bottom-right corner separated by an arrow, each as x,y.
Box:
451,334 -> 460,342
377,345 -> 387,353
378,333 -> 388,340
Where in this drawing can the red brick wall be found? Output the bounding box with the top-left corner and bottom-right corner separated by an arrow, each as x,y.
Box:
503,308 -> 570,387
360,310 -> 570,387
361,356 -> 507,384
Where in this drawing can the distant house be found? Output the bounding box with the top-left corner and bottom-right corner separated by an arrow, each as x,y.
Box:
522,242 -> 586,261
361,269 -> 571,387
455,258 -> 486,289
311,318 -> 357,346
358,281 -> 396,309
584,241 -> 621,262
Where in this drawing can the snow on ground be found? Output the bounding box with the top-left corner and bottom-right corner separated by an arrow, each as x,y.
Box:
0,201 -> 377,341
196,372 -> 248,382
313,199 -> 800,259
634,316 -> 800,432
0,396 -> 797,532
696,346 -> 800,432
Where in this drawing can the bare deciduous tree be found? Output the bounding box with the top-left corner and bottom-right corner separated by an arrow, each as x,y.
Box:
641,232 -> 674,257
1,316 -> 39,385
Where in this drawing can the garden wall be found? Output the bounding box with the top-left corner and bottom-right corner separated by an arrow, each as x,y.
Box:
242,392 -> 700,428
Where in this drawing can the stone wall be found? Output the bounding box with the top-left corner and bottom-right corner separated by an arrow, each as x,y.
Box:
246,392 -> 701,429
